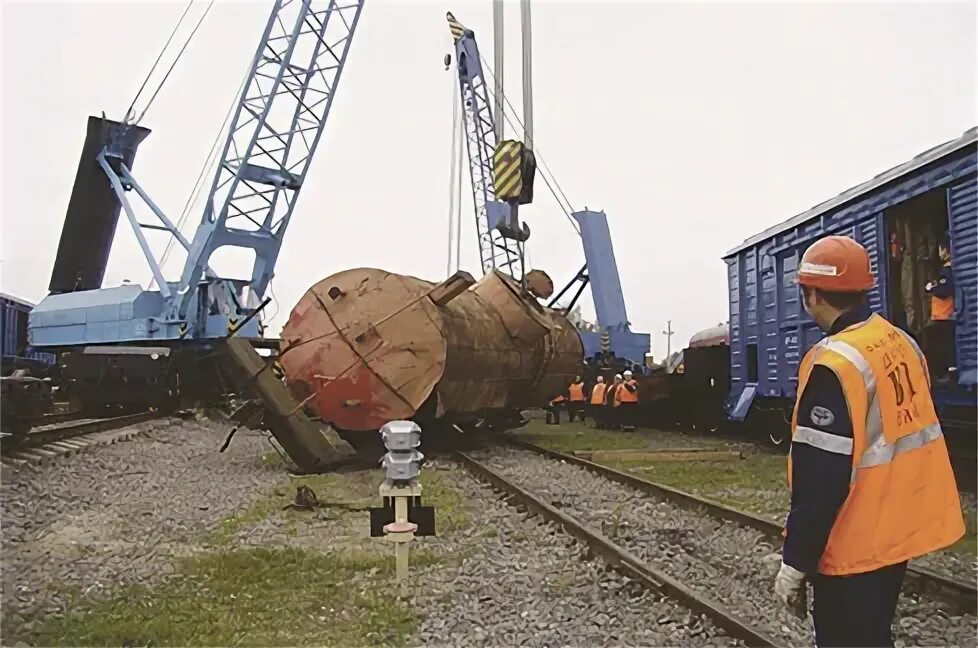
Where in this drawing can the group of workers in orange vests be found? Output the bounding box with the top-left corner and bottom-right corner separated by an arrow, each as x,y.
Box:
547,371 -> 639,430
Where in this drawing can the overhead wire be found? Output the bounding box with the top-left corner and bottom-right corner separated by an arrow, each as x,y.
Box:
124,0 -> 195,124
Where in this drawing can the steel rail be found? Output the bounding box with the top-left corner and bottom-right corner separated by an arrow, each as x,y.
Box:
456,450 -> 783,647
508,437 -> 977,614
4,412 -> 160,455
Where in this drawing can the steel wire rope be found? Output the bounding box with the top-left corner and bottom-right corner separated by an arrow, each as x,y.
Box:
454,113 -> 463,273
478,55 -> 580,236
134,0 -> 216,125
123,0 -> 195,124
447,71 -> 462,277
148,55 -> 256,289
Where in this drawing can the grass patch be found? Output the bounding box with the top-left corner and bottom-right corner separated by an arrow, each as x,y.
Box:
420,469 -> 471,533
513,419 -> 716,453
26,547 -> 418,647
611,454 -> 978,557
610,453 -> 789,518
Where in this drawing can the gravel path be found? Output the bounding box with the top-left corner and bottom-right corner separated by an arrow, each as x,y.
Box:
222,460 -> 741,646
413,463 -> 740,647
0,417 -> 284,637
472,446 -> 978,648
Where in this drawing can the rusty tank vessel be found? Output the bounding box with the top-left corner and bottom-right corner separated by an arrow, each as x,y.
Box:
279,268 -> 584,432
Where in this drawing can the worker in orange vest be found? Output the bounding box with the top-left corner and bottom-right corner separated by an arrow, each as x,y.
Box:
605,373 -> 623,428
545,394 -> 565,425
615,369 -> 639,431
568,375 -> 586,423
774,236 -> 964,647
589,376 -> 607,428
924,241 -> 956,384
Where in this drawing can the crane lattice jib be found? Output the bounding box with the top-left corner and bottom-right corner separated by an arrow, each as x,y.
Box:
177,0 -> 365,317
447,12 -> 524,279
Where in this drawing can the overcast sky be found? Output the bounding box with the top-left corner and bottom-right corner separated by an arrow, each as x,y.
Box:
1,0 -> 975,358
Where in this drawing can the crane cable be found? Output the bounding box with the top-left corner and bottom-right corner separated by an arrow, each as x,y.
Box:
478,55 -> 580,236
133,0 -> 216,125
123,0 -> 195,124
149,55 -> 254,288
446,74 -> 461,277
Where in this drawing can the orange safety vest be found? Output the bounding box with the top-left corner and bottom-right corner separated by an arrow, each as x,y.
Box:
569,382 -> 586,402
931,295 -> 954,321
549,395 -> 566,406
590,383 -> 607,405
787,314 -> 964,576
617,379 -> 639,404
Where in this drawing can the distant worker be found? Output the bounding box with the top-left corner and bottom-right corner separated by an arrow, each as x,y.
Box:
606,374 -> 623,429
924,241 -> 956,384
774,235 -> 964,647
568,375 -> 586,423
589,376 -> 607,428
616,369 -> 639,431
545,394 -> 565,425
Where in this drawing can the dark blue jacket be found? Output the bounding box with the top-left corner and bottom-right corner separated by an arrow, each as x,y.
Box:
925,264 -> 954,300
783,306 -> 872,574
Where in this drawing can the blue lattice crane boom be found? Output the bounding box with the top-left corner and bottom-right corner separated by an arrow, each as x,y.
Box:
446,12 -> 531,280
24,1 -> 369,468
30,0 -> 365,348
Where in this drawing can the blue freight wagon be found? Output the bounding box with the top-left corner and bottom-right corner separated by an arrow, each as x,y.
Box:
722,127 -> 977,444
1,292 -> 57,375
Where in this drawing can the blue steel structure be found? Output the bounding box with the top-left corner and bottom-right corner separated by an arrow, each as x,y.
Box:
447,12 -> 526,279
30,0 -> 365,350
446,12 -> 650,369
549,210 -> 651,369
723,127 -> 977,427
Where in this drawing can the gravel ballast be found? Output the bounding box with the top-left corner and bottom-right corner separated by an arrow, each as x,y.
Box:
471,446 -> 978,648
0,417 -> 285,636
412,463 -> 739,647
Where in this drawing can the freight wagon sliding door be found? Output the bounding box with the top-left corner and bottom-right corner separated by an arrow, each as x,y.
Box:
948,178 -> 977,386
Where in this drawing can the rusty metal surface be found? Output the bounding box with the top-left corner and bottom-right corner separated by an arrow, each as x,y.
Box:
280,268 -> 583,431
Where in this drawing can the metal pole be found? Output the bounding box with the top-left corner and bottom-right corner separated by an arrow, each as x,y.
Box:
493,0 -> 505,143
520,0 -> 533,151
663,320 -> 674,358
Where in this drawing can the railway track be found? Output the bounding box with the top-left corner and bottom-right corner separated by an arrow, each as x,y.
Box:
509,437 -> 977,614
459,442 -> 978,648
456,449 -> 782,646
1,412 -> 161,465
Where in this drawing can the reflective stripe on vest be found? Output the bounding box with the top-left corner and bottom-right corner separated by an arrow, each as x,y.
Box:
569,382 -> 585,401
792,425 -> 854,455
788,314 -> 964,575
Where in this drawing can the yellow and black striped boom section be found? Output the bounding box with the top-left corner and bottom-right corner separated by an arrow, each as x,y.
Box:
446,12 -> 468,42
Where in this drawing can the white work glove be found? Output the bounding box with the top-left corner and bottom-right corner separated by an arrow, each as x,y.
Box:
774,561 -> 808,619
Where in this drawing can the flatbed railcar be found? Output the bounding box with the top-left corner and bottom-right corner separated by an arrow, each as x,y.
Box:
718,127 -> 977,454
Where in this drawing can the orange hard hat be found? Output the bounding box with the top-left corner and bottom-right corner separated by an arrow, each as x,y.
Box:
797,235 -> 875,292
